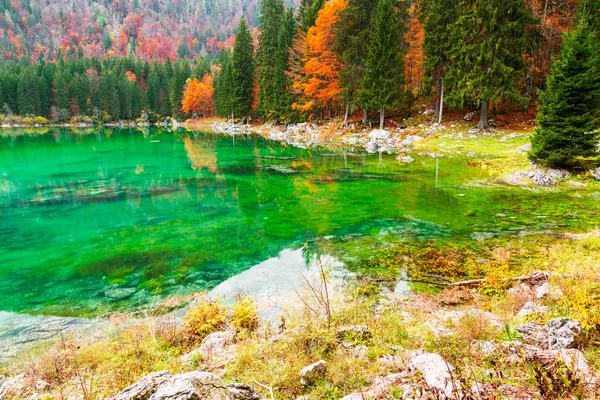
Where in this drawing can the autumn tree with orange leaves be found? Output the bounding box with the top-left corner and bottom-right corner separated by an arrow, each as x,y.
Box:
182,74 -> 215,117
293,0 -> 347,119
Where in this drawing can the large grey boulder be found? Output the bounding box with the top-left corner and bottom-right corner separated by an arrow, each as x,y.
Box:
299,360 -> 327,386
518,318 -> 582,350
407,351 -> 456,398
112,370 -> 171,400
148,371 -> 232,400
517,322 -> 549,348
547,318 -> 581,350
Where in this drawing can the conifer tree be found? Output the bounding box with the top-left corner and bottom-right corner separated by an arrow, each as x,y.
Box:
214,54 -> 235,119
529,20 -> 600,168
257,0 -> 285,120
359,0 -> 406,129
17,67 -> 41,116
422,0 -> 457,123
445,0 -> 532,130
232,16 -> 255,123
335,0 -> 378,125
170,60 -> 192,120
300,0 -> 325,33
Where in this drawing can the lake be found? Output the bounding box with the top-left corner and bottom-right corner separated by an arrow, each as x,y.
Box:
1,127 -> 598,317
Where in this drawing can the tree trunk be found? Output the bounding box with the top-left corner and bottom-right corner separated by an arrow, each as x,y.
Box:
379,108 -> 385,129
438,82 -> 444,125
344,103 -> 349,128
478,100 -> 489,130
362,109 -> 368,125
434,76 -> 442,120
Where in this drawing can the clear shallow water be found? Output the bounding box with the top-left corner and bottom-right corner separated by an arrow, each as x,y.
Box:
1,127 -> 599,317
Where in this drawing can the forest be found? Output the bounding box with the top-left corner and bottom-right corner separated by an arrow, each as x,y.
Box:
0,0 -> 598,137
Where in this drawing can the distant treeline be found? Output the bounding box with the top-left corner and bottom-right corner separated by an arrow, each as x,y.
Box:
0,55 -> 215,123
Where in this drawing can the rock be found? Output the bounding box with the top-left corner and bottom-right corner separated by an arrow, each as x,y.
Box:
533,349 -> 599,389
226,383 -> 264,400
547,318 -> 581,350
368,129 -> 390,140
199,331 -> 236,357
517,301 -> 548,318
500,133 -> 520,142
546,168 -> 572,180
401,135 -> 424,147
397,155 -> 414,164
517,322 -> 549,349
507,283 -> 534,302
378,354 -> 404,370
407,351 -> 456,397
525,169 -> 558,186
299,360 -> 327,385
335,325 -> 371,343
518,143 -> 532,153
535,283 -> 562,300
0,376 -> 5,386
341,373 -> 410,400
591,167 -> 600,181
104,286 -> 137,300
464,112 -> 475,121
0,374 -> 28,399
111,371 -> 172,400
352,345 -> 368,360
148,371 -> 232,400
471,383 -> 538,399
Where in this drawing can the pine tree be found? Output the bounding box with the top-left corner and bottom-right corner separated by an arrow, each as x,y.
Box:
445,0 -> 532,130
17,67 -> 41,116
359,0 -> 406,129
232,16 -> 255,123
422,0 -> 457,123
257,0 -> 285,120
214,53 -> 235,119
335,0 -> 378,125
300,0 -> 325,32
170,60 -> 192,120
529,20 -> 600,168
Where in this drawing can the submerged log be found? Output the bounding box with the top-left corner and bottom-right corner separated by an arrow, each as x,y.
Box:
449,271 -> 550,287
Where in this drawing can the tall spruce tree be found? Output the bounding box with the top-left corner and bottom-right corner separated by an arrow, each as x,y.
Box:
445,0 -> 532,130
359,0 -> 406,129
214,53 -> 235,119
422,0 -> 457,123
257,0 -> 286,120
232,16 -> 255,123
336,0 -> 378,126
529,20 -> 600,168
300,0 -> 325,32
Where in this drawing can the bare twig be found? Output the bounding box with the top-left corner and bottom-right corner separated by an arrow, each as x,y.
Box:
253,379 -> 275,400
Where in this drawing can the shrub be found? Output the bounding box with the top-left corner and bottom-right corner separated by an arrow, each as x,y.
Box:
183,299 -> 227,342
33,116 -> 49,125
21,117 -> 34,125
231,295 -> 259,336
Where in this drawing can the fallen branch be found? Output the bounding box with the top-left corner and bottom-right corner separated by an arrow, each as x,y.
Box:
253,379 -> 275,400
449,271 -> 550,287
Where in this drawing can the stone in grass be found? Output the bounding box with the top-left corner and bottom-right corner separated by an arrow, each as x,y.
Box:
517,301 -> 548,318
547,318 -> 582,350
407,351 -> 456,398
111,370 -> 171,400
148,371 -> 232,400
334,325 -> 371,344
591,167 -> 600,181
299,360 -> 327,386
517,321 -> 549,349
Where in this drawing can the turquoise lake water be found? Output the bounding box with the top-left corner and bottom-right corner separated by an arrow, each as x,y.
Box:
1,127 -> 599,317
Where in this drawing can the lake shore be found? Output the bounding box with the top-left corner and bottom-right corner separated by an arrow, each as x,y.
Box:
2,121 -> 600,399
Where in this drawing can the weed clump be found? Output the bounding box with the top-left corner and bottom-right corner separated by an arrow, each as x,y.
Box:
231,295 -> 259,337
183,299 -> 227,342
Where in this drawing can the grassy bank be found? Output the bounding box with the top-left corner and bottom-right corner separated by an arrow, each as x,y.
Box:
2,232 -> 600,399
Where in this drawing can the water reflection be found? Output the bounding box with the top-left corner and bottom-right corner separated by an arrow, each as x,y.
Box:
0,127 -> 598,316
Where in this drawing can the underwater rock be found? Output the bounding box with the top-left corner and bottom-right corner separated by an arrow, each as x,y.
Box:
104,286 -> 137,300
